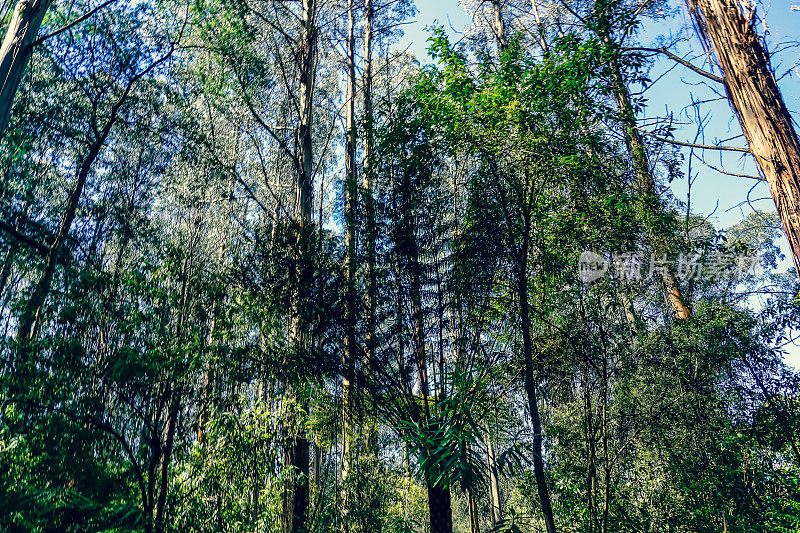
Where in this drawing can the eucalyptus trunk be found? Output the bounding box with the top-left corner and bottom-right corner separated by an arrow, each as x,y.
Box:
0,0 -> 52,139
688,0 -> 800,275
490,0 -> 506,51
486,431 -> 503,527
341,0 -> 357,526
362,0 -> 376,379
608,54 -> 692,320
284,1 -> 316,531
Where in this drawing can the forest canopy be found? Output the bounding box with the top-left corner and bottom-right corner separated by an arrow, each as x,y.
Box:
0,0 -> 799,532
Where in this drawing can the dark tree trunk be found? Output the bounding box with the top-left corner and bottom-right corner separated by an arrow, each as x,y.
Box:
154,387 -> 181,533
16,93 -> 124,341
427,480 -> 454,533
518,214 -> 557,533
284,436 -> 310,533
362,0 -> 376,409
284,0 -> 315,531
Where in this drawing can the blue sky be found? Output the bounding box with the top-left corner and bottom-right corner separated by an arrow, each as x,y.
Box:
398,0 -> 800,364
400,1 -> 799,229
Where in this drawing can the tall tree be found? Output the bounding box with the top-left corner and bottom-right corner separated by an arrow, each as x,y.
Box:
592,0 -> 693,320
284,1 -> 317,531
687,0 -> 800,276
341,0 -> 357,525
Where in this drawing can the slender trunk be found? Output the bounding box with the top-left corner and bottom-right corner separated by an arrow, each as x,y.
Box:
154,385 -> 181,533
608,55 -> 692,320
518,214 -> 557,533
688,0 -> 800,275
312,440 -> 321,487
467,487 -> 480,533
486,430 -> 503,527
341,0 -> 357,525
358,0 -> 379,473
601,355 -> 610,533
462,440 -> 479,533
362,0 -> 375,367
490,0 -> 506,52
530,0 -> 549,56
583,360 -> 597,533
197,178 -> 232,444
357,13 -> 381,509
617,283 -> 640,337
295,0 -> 315,222
145,399 -> 161,533
196,297 -> 219,444
0,249 -> 13,301
0,0 -> 52,139
284,1 -> 315,531
154,236 -> 197,533
17,99 -> 122,341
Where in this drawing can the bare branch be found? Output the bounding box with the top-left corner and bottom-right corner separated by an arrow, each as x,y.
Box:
692,152 -> 765,181
33,0 -> 119,47
626,46 -> 724,83
637,127 -> 751,153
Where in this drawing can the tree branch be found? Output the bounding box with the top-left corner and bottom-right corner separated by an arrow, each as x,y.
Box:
0,220 -> 48,254
32,0 -> 119,47
626,46 -> 724,84
692,152 -> 765,181
637,127 -> 751,153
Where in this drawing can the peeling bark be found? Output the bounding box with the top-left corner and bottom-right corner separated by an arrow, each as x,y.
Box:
688,0 -> 800,275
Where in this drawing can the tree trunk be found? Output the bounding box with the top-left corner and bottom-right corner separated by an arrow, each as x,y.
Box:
284,432 -> 311,533
608,54 -> 692,320
283,1 -> 315,531
295,0 -> 315,222
467,486 -> 480,533
196,285 -> 222,445
427,480 -> 454,533
0,0 -> 52,140
688,0 -> 800,275
530,0 -> 549,56
518,214 -> 557,533
197,178 -> 232,445
490,0 -> 506,51
362,0 -> 376,391
486,430 -> 503,527
16,92 -> 125,341
154,386 -> 181,533
583,359 -> 597,533
341,0 -> 357,526
465,440 -> 480,533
